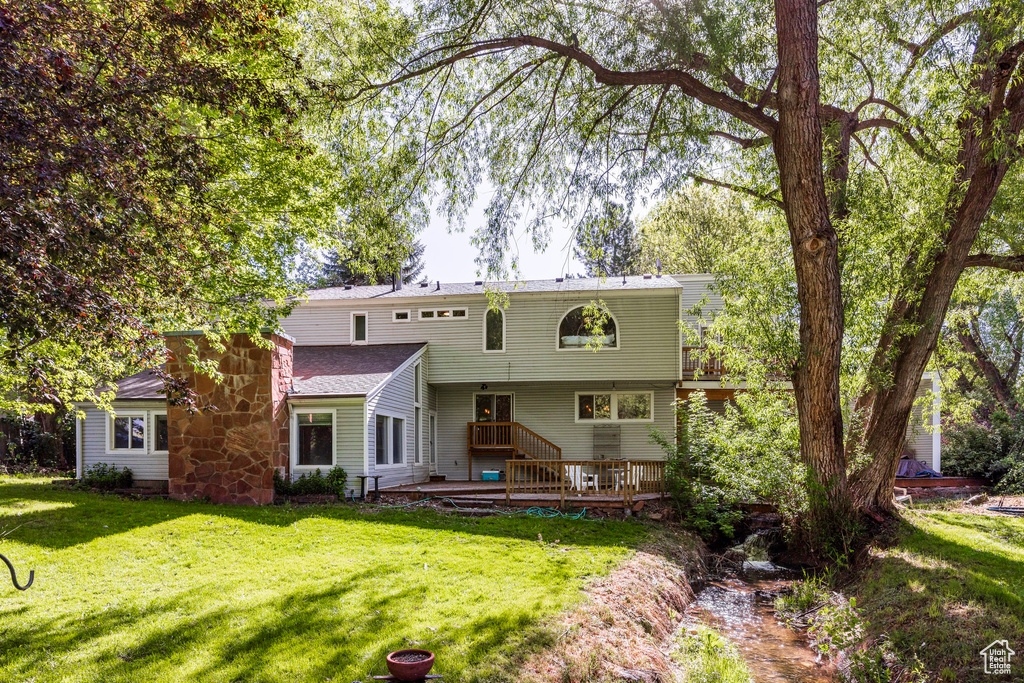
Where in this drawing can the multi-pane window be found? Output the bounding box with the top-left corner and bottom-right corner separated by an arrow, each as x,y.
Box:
112,415 -> 146,450
296,412 -> 333,466
485,309 -> 504,352
419,308 -> 468,320
375,415 -> 405,465
576,392 -> 652,422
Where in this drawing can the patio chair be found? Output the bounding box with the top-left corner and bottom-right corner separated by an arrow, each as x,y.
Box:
564,464 -> 597,491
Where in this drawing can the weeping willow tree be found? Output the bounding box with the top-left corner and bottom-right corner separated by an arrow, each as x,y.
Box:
341,0 -> 1024,549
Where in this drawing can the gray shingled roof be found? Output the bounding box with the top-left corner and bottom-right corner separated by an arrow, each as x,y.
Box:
290,343 -> 426,397
109,367 -> 165,400
301,274 -> 680,301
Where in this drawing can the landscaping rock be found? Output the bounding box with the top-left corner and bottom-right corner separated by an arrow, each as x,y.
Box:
632,500 -> 646,512
967,493 -> 989,506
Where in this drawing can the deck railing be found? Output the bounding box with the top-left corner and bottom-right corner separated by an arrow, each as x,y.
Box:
505,459 -> 666,507
681,347 -> 724,377
467,422 -> 561,461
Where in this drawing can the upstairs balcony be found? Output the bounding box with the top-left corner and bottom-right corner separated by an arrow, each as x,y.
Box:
681,346 -> 725,379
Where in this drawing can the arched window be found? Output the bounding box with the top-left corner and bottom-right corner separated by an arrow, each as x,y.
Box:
558,306 -> 617,349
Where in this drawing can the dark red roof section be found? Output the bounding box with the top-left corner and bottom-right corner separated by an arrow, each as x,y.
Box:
111,367 -> 165,400
290,343 -> 426,397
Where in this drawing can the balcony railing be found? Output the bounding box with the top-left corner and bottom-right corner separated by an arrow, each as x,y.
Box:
681,346 -> 725,378
505,459 -> 666,506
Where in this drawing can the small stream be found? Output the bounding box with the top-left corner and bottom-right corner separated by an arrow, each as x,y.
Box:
681,559 -> 833,682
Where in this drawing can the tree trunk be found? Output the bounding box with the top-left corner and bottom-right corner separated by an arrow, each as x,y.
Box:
850,157 -> 1014,510
957,326 -> 1020,417
773,0 -> 850,537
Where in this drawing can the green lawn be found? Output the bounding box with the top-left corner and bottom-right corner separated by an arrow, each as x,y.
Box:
852,510 -> 1024,682
0,477 -> 651,683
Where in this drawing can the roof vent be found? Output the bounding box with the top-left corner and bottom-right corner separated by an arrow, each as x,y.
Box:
344,284 -> 353,290
555,277 -> 564,283
420,281 -> 429,287
643,273 -> 652,279
435,280 -> 441,291
475,280 -> 483,286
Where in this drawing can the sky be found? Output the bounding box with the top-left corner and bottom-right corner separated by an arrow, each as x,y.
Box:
420,193 -> 586,283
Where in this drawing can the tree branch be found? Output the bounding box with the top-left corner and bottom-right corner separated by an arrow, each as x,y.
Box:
374,36 -> 779,135
855,118 -> 940,162
689,174 -> 783,207
709,131 -> 771,148
963,253 -> 1024,271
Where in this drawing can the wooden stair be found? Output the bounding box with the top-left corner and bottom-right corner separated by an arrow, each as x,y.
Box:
466,421 -> 561,480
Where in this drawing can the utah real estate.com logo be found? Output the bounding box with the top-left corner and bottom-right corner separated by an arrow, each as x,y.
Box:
980,640 -> 1015,675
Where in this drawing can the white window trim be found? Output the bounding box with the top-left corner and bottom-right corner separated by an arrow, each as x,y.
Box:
413,361 -> 423,465
151,411 -> 169,454
419,308 -> 469,320
482,307 -> 506,353
414,406 -> 423,465
573,391 -> 654,423
471,392 -> 515,422
373,410 -> 409,468
392,310 -> 411,322
556,304 -> 621,352
105,410 -> 149,455
351,311 -> 368,344
290,407 -> 337,471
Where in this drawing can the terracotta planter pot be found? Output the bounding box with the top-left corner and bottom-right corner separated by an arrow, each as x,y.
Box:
385,649 -> 435,681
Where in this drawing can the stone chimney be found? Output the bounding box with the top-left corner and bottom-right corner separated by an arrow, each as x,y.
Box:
164,331 -> 293,505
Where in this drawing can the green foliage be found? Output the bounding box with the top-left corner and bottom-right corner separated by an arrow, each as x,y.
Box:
0,0 -> 422,413
572,202 -> 641,277
941,410 -> 1023,488
274,466 -> 349,497
79,463 -> 134,490
672,625 -> 753,683
637,186 -> 752,276
652,390 -> 806,541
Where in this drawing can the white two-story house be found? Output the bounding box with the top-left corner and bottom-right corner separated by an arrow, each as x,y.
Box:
73,274 -> 941,504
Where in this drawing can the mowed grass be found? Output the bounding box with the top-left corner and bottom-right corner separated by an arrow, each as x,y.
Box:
852,509 -> 1024,682
0,477 -> 650,683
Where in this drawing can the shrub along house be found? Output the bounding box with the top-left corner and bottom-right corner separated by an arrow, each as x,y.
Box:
74,274 -> 942,504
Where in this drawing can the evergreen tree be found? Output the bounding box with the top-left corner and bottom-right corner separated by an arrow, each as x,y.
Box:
573,203 -> 641,277
315,240 -> 427,287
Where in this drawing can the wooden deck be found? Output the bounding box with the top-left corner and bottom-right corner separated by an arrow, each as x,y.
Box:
895,476 -> 988,488
381,481 -> 663,509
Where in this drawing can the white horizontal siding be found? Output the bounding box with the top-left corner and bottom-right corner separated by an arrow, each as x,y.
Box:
281,288 -> 681,383
905,378 -> 938,471
366,358 -> 430,488
434,382 -> 676,481
676,275 -> 723,342
79,406 -> 168,481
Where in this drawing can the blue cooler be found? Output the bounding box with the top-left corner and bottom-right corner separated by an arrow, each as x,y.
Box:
481,470 -> 501,482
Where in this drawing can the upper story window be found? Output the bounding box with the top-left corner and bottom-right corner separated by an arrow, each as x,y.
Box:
352,313 -> 367,343
484,308 -> 504,352
393,311 -> 410,322
420,308 -> 468,320
558,306 -> 617,349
